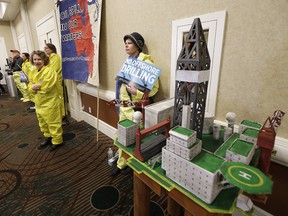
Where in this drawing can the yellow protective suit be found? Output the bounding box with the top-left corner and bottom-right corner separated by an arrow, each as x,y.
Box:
117,52 -> 159,169
49,53 -> 62,81
28,65 -> 63,145
13,59 -> 29,102
48,53 -> 65,117
25,61 -> 36,103
22,60 -> 34,80
13,59 -> 35,102
13,71 -> 30,102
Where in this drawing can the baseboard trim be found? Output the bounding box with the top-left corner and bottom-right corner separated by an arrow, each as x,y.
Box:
77,83 -> 115,101
77,110 -> 117,140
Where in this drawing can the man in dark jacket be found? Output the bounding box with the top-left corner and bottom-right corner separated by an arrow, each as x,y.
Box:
0,67 -> 5,94
10,49 -> 23,72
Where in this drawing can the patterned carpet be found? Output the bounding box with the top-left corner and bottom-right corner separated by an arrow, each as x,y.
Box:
0,93 -> 167,215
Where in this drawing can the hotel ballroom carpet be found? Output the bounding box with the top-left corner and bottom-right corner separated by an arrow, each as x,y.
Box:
0,92 -> 167,215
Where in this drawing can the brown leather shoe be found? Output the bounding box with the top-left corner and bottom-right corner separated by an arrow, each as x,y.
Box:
39,137 -> 52,147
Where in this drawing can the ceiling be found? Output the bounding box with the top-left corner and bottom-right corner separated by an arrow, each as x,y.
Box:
0,0 -> 21,21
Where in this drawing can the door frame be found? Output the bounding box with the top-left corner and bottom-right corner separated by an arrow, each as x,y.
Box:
36,10 -> 61,54
18,33 -> 28,53
0,37 -> 9,85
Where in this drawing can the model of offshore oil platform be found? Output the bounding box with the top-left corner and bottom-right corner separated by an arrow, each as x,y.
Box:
115,18 -> 283,206
160,18 -> 277,205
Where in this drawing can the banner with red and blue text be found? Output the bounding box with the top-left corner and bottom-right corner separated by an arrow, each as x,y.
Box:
59,0 -> 102,86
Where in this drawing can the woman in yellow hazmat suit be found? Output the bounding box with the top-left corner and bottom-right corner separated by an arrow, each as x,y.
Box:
10,51 -> 29,102
110,32 -> 159,176
44,43 -> 65,118
28,50 -> 63,151
22,53 -> 33,78
18,52 -> 34,102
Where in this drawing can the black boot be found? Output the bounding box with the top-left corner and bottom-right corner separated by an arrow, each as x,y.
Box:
49,143 -> 63,152
39,137 -> 52,147
109,167 -> 121,176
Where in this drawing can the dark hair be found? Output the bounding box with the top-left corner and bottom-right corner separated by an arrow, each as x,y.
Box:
45,43 -> 57,54
30,50 -> 50,66
22,52 -> 30,59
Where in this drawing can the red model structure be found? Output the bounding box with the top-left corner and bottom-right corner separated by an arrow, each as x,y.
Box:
257,110 -> 285,176
133,116 -> 171,162
107,89 -> 150,123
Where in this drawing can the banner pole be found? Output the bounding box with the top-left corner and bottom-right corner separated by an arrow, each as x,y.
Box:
96,86 -> 100,149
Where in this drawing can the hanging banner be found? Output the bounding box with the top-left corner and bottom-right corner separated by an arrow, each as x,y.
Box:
115,58 -> 162,92
59,0 -> 102,86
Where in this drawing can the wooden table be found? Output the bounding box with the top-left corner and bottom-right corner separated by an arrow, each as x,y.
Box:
133,171 -> 231,216
119,148 -> 235,216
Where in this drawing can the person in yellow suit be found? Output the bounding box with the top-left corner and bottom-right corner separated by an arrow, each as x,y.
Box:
110,32 -> 159,176
28,50 -> 63,151
21,52 -> 36,109
44,43 -> 65,119
17,52 -> 34,103
10,50 -> 26,100
21,53 -> 33,78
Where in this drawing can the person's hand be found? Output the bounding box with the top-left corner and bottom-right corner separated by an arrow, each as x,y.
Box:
32,84 -> 41,91
126,84 -> 137,95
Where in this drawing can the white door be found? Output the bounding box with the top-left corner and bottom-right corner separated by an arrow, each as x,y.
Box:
36,10 -> 60,53
47,29 -> 61,53
38,34 -> 48,51
18,33 -> 28,53
0,37 -> 9,85
170,11 -> 226,117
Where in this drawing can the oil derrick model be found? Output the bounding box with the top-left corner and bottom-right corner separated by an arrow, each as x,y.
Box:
173,18 -> 210,139
257,110 -> 285,175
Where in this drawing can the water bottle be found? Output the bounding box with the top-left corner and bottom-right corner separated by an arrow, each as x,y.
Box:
107,148 -> 113,160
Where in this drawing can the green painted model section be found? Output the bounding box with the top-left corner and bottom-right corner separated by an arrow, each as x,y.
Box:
202,127 -> 226,152
124,147 -> 239,213
229,139 -> 254,156
241,120 -> 262,129
172,125 -> 195,136
214,133 -> 240,157
221,162 -> 273,194
119,119 -> 136,127
243,128 -> 259,138
192,150 -> 225,173
114,125 -> 266,212
128,157 -> 172,189
189,138 -> 201,149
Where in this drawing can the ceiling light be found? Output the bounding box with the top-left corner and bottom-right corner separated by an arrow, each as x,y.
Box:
0,2 -> 8,19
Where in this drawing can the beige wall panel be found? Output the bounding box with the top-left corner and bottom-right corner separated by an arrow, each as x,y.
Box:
13,12 -> 23,36
0,21 -> 14,54
25,0 -> 56,50
1,0 -> 287,138
100,0 -> 288,138
217,0 -> 288,138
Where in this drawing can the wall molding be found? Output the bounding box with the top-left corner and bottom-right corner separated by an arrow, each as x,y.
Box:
78,109 -> 117,140
77,83 -> 115,101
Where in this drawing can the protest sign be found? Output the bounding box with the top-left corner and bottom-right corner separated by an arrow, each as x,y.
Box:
116,57 -> 162,91
60,0 -> 102,86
